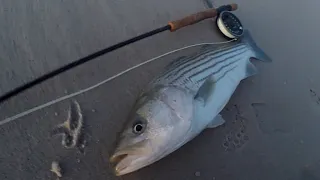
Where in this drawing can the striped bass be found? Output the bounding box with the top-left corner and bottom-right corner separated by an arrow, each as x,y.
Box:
110,30 -> 271,176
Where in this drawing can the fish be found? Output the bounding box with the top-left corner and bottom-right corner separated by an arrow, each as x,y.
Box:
110,30 -> 271,176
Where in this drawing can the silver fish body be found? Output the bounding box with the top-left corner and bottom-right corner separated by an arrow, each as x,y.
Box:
110,30 -> 271,176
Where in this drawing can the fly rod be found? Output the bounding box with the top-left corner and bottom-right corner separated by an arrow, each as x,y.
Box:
0,3 -> 237,103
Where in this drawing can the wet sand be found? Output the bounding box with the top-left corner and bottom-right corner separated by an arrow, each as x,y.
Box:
1,0 -> 320,179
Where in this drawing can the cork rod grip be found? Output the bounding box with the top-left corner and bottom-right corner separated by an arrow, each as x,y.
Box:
168,3 -> 238,32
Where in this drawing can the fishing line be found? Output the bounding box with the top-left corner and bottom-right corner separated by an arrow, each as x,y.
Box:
0,39 -> 235,126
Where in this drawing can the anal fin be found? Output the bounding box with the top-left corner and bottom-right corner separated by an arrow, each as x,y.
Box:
241,30 -> 272,62
206,114 -> 225,128
245,62 -> 258,78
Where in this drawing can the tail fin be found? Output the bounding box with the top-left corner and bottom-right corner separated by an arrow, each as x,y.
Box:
241,30 -> 272,62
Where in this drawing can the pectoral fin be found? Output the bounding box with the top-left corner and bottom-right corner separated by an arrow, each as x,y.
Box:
206,114 -> 225,128
194,77 -> 215,105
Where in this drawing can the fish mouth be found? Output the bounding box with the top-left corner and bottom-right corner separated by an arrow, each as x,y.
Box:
110,151 -> 132,176
110,153 -> 128,165
110,149 -> 149,176
110,141 -> 151,175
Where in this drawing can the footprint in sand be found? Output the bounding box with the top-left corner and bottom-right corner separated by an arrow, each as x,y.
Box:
222,105 -> 250,152
51,101 -> 86,151
309,89 -> 320,105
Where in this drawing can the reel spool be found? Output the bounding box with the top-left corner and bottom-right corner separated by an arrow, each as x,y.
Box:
216,11 -> 243,39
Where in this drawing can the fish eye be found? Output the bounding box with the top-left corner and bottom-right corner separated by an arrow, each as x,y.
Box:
132,121 -> 146,134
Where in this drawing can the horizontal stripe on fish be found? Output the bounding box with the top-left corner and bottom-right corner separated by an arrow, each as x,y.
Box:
161,44 -> 246,80
161,44 -> 239,76
194,57 -> 242,83
158,47 -> 218,79
213,65 -> 239,84
170,48 -> 248,84
165,44 -> 246,80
